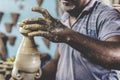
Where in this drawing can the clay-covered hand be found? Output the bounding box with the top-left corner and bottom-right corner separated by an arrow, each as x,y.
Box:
18,7 -> 72,43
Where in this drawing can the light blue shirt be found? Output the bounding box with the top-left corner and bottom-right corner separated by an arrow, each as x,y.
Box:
56,0 -> 120,80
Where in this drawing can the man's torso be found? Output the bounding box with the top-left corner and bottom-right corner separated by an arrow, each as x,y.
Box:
56,0 -> 120,80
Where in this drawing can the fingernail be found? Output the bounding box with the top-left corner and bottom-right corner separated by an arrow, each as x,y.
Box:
18,22 -> 24,27
22,18 -> 28,23
23,26 -> 26,29
28,33 -> 33,37
23,25 -> 28,29
31,7 -> 35,11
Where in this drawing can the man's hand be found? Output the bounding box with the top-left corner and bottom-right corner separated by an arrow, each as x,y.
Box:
18,7 -> 72,43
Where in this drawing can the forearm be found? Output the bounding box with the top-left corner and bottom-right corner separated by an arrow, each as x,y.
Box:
40,59 -> 58,80
66,31 -> 120,69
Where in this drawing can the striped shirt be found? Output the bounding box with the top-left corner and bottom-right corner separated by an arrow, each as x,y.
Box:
56,0 -> 120,80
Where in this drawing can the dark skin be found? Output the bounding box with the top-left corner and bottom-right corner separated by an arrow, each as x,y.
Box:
18,6 -> 120,80
36,47 -> 60,80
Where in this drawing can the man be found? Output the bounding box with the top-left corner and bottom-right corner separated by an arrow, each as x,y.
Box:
19,0 -> 120,80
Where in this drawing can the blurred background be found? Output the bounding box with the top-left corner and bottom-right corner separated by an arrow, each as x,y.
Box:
0,0 -> 63,61
0,0 -> 119,61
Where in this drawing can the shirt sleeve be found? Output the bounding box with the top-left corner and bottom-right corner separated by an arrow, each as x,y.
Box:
98,9 -> 120,41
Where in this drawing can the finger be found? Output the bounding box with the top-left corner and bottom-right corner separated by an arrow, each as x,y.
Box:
31,7 -> 52,20
28,31 -> 50,38
23,24 -> 48,31
19,27 -> 31,35
18,22 -> 26,27
22,18 -> 46,25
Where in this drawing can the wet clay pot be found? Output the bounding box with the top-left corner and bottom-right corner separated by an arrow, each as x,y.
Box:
11,28 -> 42,80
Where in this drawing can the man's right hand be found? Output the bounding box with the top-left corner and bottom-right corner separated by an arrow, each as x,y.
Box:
18,7 -> 73,43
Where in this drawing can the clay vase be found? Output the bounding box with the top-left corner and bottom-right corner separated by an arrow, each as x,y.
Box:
11,28 -> 42,80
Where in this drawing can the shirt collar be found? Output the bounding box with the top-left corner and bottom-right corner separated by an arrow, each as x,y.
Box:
60,0 -> 97,25
83,0 -> 97,12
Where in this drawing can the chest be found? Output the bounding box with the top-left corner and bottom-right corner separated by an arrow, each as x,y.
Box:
71,13 -> 100,40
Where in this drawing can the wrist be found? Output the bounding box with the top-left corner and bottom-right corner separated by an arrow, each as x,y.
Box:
65,30 -> 77,44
